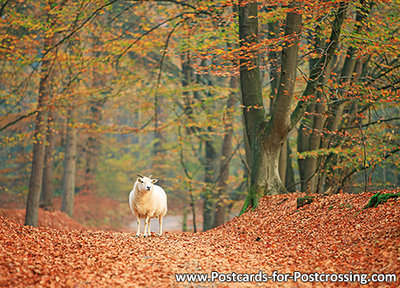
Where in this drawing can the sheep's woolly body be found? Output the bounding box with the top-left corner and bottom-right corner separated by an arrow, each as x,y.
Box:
129,183 -> 167,218
129,175 -> 167,236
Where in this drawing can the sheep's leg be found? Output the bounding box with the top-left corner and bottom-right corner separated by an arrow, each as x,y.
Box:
147,218 -> 151,236
158,215 -> 163,236
144,216 -> 150,237
136,217 -> 141,237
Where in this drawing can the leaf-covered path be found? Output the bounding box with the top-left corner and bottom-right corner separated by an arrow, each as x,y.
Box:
1,191 -> 399,287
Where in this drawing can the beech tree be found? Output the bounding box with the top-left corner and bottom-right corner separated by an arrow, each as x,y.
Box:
25,1 -> 61,226
61,109 -> 76,217
239,0 -> 349,212
239,0 -> 302,212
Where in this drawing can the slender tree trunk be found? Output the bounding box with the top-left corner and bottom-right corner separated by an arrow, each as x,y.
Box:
318,52 -> 362,192
296,0 -> 370,193
213,76 -> 237,228
40,109 -> 56,211
152,108 -> 163,165
302,62 -> 333,193
297,102 -> 315,192
152,84 -> 164,168
293,2 -> 349,192
62,109 -> 77,217
267,20 -> 281,112
202,137 -> 217,231
279,140 -> 288,185
25,35 -> 55,227
285,142 -> 296,192
180,53 -> 195,130
182,206 -> 188,232
291,1 -> 349,127
190,188 -> 197,233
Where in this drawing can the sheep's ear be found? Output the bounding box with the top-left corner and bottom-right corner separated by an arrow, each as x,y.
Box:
137,173 -> 144,178
137,177 -> 144,183
151,179 -> 158,184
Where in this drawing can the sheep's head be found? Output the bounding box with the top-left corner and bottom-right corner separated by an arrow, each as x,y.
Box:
137,174 -> 158,192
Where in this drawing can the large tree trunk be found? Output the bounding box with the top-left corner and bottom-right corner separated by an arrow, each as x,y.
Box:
25,35 -> 55,227
267,19 -> 294,190
238,1 -> 265,154
40,109 -> 56,211
239,1 -> 302,213
238,0 -> 265,213
250,142 -> 284,198
213,76 -> 237,228
62,109 -> 77,217
259,7 -> 302,195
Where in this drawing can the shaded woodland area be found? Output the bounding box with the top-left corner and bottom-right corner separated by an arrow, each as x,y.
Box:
1,0 -> 400,233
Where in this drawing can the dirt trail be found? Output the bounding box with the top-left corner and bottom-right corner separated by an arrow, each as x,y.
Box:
1,191 -> 399,287
127,215 -> 184,233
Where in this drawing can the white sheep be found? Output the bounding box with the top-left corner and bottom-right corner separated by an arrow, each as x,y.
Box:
129,174 -> 167,237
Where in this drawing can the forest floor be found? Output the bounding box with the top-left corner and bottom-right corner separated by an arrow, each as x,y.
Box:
1,190 -> 399,287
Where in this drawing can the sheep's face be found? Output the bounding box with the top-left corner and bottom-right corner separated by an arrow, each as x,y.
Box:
137,175 -> 158,192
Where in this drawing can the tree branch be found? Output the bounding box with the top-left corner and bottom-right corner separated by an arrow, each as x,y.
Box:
42,0 -> 120,60
115,12 -> 194,64
290,1 -> 349,129
0,110 -> 37,132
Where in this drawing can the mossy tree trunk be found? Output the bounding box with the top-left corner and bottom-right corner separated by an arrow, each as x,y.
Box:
239,1 -> 302,214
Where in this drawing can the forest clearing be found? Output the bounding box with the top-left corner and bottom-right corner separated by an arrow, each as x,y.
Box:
1,191 -> 400,287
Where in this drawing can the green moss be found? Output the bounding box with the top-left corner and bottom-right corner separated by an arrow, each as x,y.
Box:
363,192 -> 400,209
